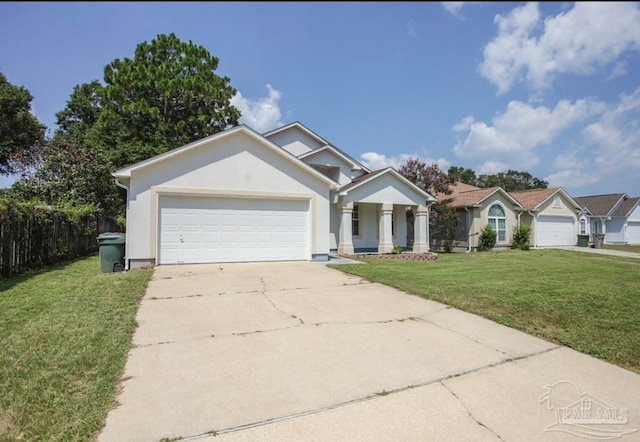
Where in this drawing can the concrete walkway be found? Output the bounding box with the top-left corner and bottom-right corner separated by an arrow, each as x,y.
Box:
99,262 -> 640,442
551,245 -> 640,259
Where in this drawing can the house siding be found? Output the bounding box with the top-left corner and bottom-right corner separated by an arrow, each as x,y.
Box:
266,127 -> 324,156
126,131 -> 331,263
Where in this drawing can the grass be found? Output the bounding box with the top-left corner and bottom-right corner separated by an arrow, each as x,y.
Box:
330,249 -> 640,373
603,244 -> 640,253
0,255 -> 153,441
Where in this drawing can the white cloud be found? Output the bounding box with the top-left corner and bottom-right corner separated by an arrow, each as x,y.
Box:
452,97 -> 605,169
442,2 -> 479,18
442,2 -> 466,17
480,2 -> 640,94
360,152 -> 450,171
477,160 -> 509,175
607,61 -> 627,81
452,115 -> 475,132
230,84 -> 284,133
546,88 -> 640,190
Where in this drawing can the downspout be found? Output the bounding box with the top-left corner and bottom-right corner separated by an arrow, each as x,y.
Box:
114,178 -> 130,271
464,207 -> 472,252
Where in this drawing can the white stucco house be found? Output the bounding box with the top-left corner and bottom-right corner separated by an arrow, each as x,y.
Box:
113,122 -> 436,269
574,193 -> 640,244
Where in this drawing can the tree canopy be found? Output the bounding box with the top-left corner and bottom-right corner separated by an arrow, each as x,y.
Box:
91,32 -> 241,169
0,72 -> 46,175
448,166 -> 548,192
9,33 -> 242,215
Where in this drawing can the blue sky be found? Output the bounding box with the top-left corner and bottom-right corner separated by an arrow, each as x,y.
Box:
1,2 -> 639,197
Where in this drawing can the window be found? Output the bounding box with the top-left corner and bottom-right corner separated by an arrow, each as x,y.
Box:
580,219 -> 586,235
488,204 -> 506,242
352,205 -> 359,236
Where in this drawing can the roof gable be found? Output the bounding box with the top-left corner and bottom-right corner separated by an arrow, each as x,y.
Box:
510,187 -> 582,211
113,125 -> 338,188
573,193 -> 627,216
299,144 -> 369,172
263,121 -> 329,146
612,197 -> 640,217
437,182 -> 522,208
338,168 -> 435,202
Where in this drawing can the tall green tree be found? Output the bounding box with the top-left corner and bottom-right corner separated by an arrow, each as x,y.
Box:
8,136 -> 119,214
54,80 -> 103,143
93,33 -> 241,168
447,166 -> 477,186
0,72 -> 46,174
477,169 -> 548,191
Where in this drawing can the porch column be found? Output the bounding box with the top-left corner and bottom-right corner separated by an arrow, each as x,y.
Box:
337,201 -> 354,255
378,203 -> 394,254
413,205 -> 429,253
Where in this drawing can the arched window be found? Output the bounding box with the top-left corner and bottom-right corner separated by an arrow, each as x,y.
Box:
488,204 -> 506,242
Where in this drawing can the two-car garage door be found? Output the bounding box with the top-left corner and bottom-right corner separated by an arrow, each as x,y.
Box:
536,216 -> 576,247
158,196 -> 309,264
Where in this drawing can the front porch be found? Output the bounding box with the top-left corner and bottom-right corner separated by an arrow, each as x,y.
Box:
333,202 -> 431,255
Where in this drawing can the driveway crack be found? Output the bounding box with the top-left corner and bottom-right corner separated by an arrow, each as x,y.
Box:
260,277 -> 304,325
440,381 -> 505,441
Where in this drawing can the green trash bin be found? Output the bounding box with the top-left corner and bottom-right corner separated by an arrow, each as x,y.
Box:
98,233 -> 125,273
577,234 -> 589,247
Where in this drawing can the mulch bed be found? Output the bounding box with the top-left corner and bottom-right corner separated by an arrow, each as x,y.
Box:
340,252 -> 438,261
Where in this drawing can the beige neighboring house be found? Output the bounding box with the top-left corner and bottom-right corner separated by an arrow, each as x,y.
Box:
435,182 -> 522,251
113,122 -> 435,269
510,188 -> 582,247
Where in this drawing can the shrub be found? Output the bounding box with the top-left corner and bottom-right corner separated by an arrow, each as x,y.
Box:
478,224 -> 497,251
391,245 -> 403,254
511,223 -> 531,251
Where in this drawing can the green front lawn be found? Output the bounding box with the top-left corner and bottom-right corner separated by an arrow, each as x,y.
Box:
331,249 -> 640,373
603,244 -> 640,253
0,255 -> 153,441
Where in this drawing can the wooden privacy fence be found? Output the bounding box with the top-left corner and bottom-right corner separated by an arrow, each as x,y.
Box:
0,201 -> 101,279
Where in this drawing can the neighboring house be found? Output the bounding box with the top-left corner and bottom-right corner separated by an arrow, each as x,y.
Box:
574,193 -> 640,244
510,188 -> 582,247
113,122 -> 435,268
434,182 -> 522,251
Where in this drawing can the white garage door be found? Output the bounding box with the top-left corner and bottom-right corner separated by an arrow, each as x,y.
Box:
159,196 -> 309,264
628,222 -> 640,245
537,216 -> 575,247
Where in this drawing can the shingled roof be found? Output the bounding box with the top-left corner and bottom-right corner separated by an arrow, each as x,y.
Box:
612,197 -> 640,217
573,193 -> 626,216
436,182 -> 518,208
509,188 -> 559,210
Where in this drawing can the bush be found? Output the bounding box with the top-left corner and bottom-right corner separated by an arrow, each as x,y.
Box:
391,245 -> 403,254
511,223 -> 531,251
478,224 -> 497,251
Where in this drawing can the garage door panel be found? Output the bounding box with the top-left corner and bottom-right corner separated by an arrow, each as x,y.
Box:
628,222 -> 640,244
159,197 -> 309,264
537,216 -> 575,246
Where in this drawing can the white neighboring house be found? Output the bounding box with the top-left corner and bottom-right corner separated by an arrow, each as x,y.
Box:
113,122 -> 436,269
510,188 -> 582,247
574,193 -> 640,244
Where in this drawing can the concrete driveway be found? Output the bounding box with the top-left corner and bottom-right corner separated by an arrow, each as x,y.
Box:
99,262 -> 640,442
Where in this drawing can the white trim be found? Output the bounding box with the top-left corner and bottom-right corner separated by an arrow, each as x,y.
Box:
487,201 -> 508,243
298,144 -> 368,171
339,168 -> 436,202
476,187 -> 523,208
263,121 -> 329,146
112,125 -> 338,189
